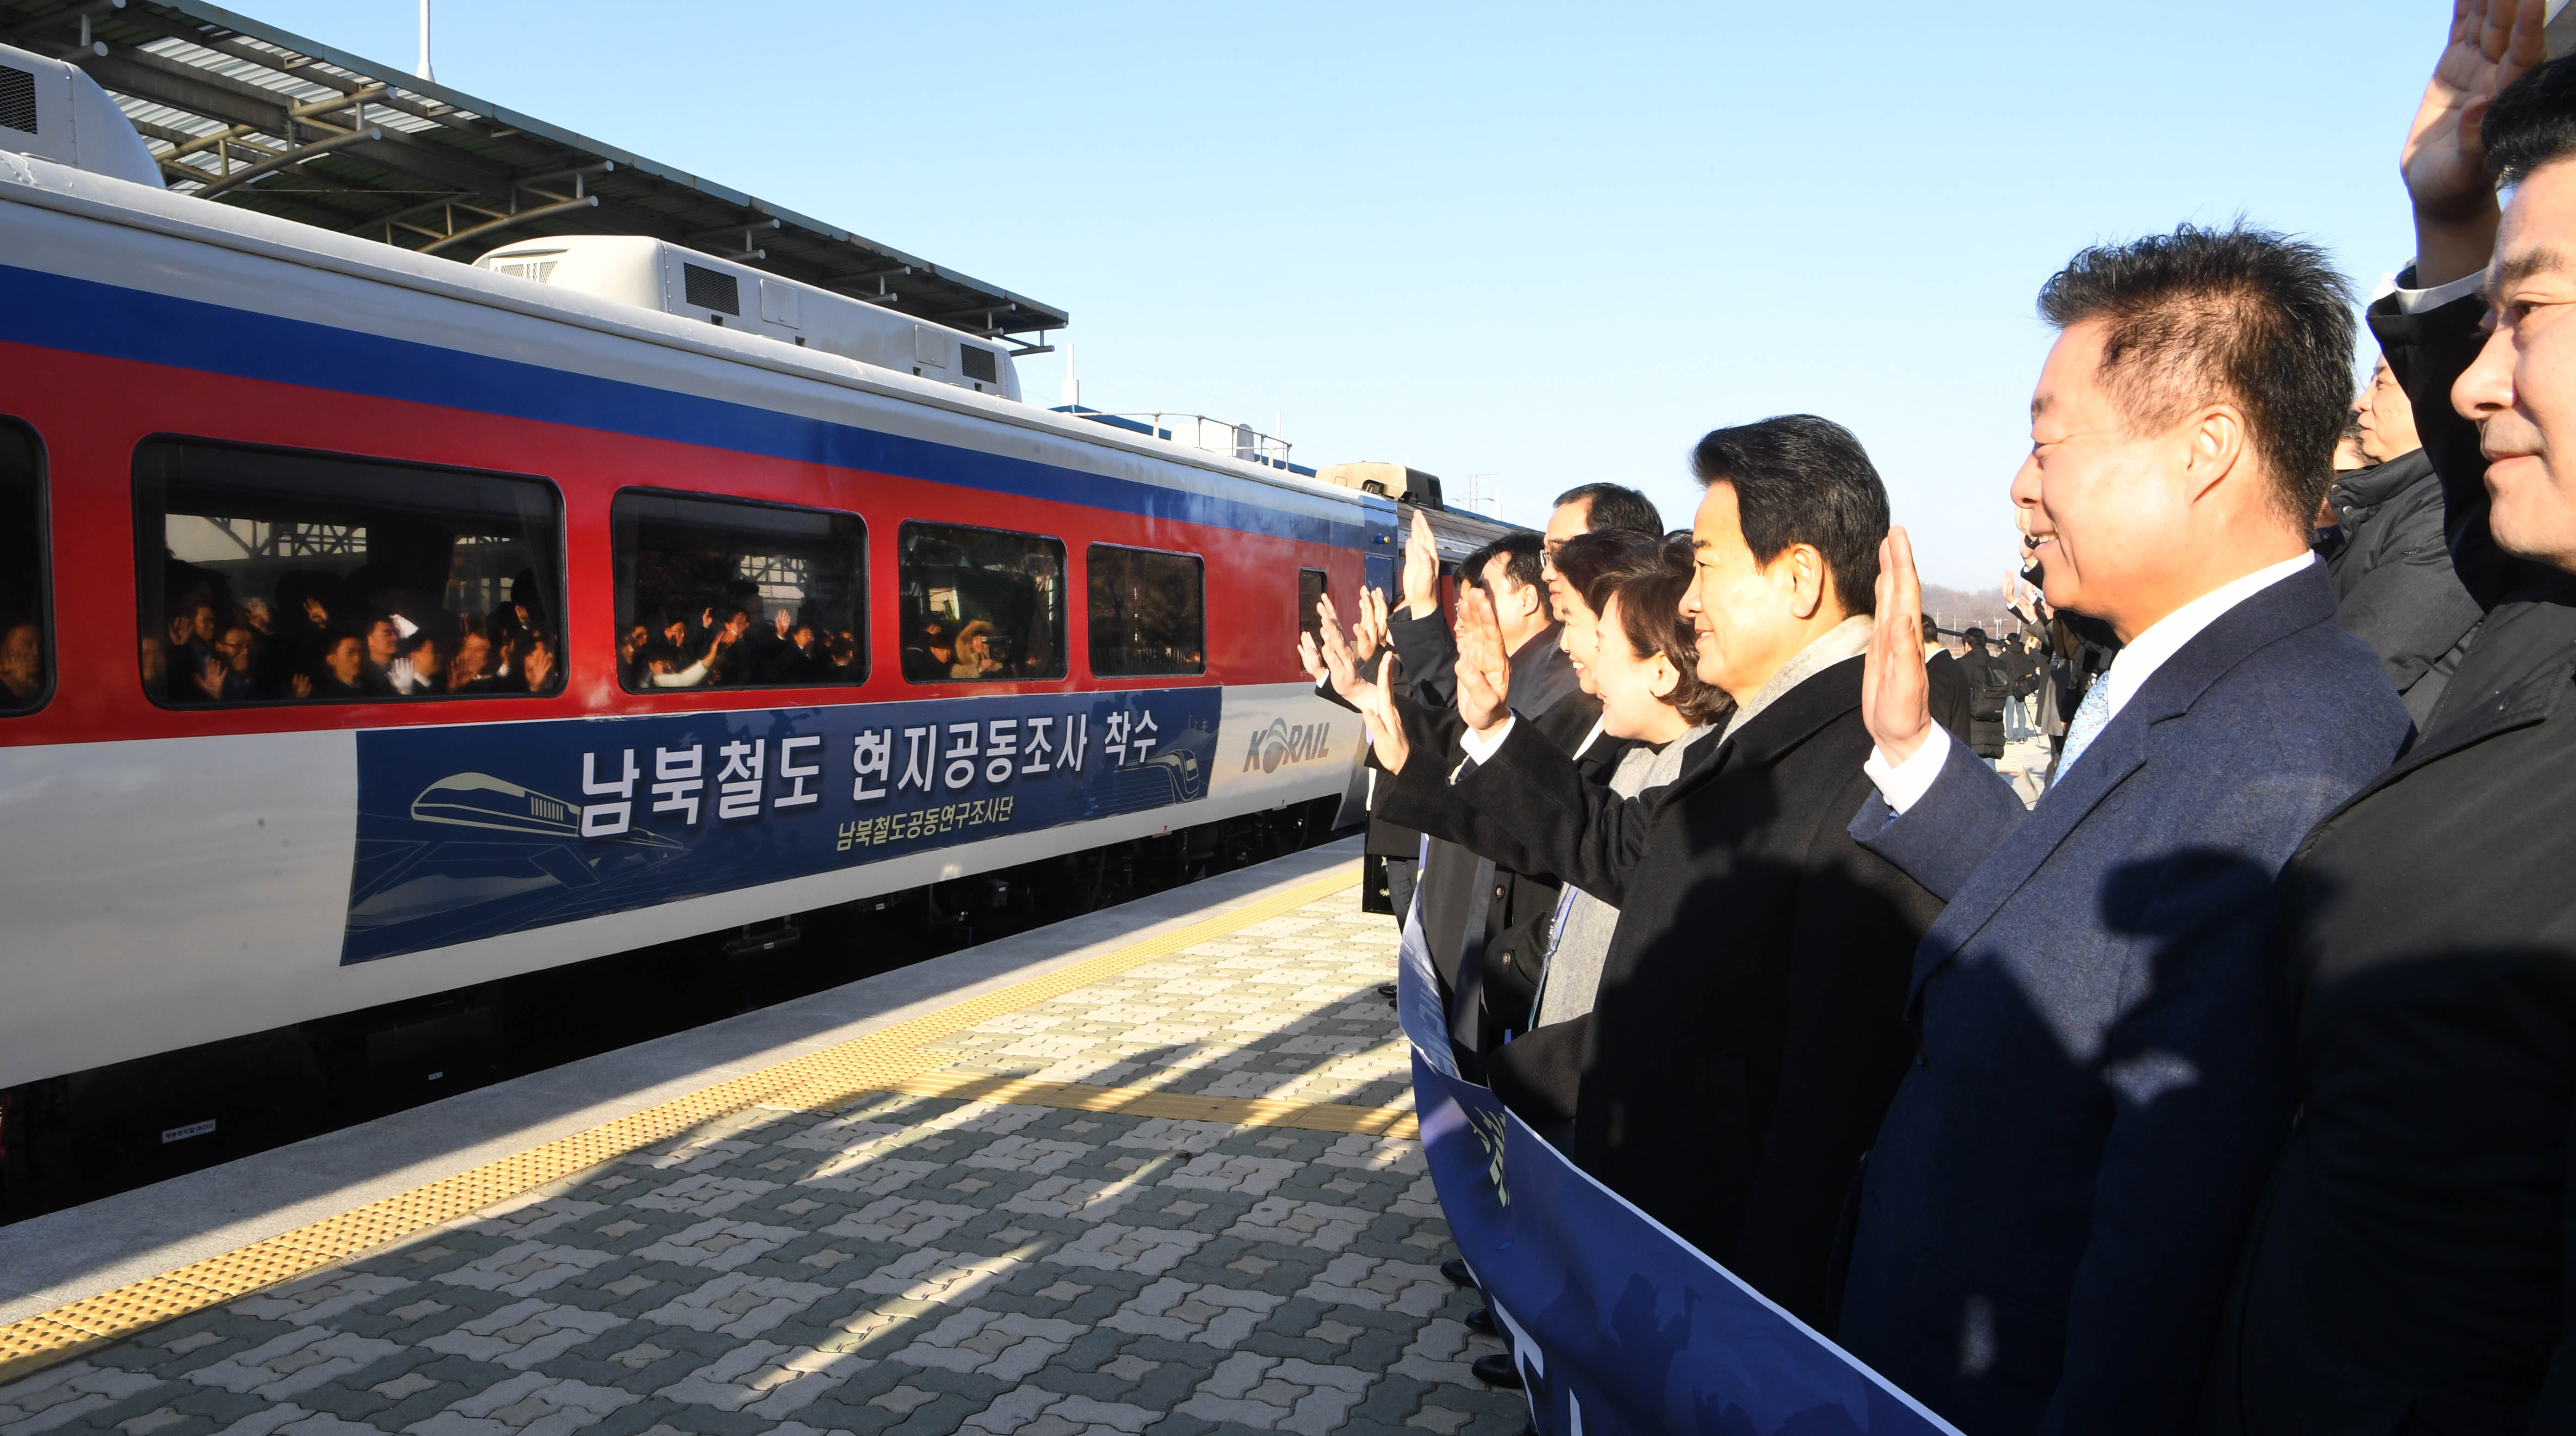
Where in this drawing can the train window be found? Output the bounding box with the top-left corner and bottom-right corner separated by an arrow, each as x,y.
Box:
898,521 -> 1065,683
1298,568 -> 1326,639
0,421 -> 48,716
1088,545 -> 1205,677
132,439 -> 564,706
611,490 -> 867,692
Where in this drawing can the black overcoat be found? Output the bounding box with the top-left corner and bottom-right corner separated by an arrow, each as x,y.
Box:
1378,655 -> 1938,1327
2201,282 -> 2576,1436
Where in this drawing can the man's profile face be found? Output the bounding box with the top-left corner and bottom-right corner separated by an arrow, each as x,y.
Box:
1479,554 -> 1540,637
326,637 -> 363,684
2356,357 -> 2420,464
2011,319 -> 2195,630
1541,499 -> 1591,619
2458,159 -> 2576,570
1559,597 -> 1603,695
1683,482 -> 1803,699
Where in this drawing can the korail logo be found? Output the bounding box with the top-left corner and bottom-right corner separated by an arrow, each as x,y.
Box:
1243,717 -> 1334,774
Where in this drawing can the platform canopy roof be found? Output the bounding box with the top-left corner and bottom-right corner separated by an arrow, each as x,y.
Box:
0,0 -> 1066,351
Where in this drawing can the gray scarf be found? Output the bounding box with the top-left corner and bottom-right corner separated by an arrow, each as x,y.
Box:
1531,721 -> 1716,1027
1720,614 -> 1876,744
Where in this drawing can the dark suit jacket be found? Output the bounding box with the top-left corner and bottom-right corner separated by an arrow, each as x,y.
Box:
1959,649 -> 2015,757
1381,655 -> 1939,1327
1837,566 -> 2409,1436
1390,608 -> 1594,991
1925,649 -> 1973,745
2199,285 -> 2576,1436
1476,730 -> 1635,1027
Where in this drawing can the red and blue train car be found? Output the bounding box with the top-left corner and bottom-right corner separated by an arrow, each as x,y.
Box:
0,141 -> 1412,1180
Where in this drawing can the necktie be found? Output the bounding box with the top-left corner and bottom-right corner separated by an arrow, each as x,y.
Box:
2056,670 -> 2115,779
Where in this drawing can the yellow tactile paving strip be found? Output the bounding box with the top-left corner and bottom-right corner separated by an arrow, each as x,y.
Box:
0,864 -> 1382,1386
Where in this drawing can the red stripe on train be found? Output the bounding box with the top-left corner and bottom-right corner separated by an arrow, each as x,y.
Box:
0,340 -> 1361,748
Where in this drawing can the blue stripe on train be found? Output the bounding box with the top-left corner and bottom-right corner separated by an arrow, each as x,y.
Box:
0,261 -> 1396,550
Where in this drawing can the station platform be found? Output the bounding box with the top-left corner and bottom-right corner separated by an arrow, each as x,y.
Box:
0,839 -> 1525,1436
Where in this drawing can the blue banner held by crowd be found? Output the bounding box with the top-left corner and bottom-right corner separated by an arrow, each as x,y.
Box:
1401,945 -> 1959,1436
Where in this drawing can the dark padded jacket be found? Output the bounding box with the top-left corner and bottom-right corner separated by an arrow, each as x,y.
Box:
2324,446 -> 2484,728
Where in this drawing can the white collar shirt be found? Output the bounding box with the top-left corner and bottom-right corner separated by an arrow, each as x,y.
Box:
1864,550 -> 2318,813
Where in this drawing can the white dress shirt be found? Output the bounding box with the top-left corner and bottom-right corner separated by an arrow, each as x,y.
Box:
2393,267 -> 2482,315
1864,551 -> 2320,813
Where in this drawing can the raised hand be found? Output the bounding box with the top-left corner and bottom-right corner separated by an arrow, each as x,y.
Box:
1296,628 -> 1330,687
1453,586 -> 1513,735
1315,601 -> 1369,703
1353,587 -> 1391,664
2406,0 -> 2548,285
1402,508 -> 1442,619
1863,527 -> 1935,765
1351,643 -> 1412,775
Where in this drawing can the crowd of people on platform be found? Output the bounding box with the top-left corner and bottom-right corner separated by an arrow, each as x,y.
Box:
1298,6 -> 2576,1431
148,568 -> 562,703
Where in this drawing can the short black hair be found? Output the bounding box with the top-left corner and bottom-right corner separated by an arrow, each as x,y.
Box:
1964,626 -> 1988,643
2485,54 -> 2576,186
1553,483 -> 1663,536
1462,532 -> 1545,596
1555,528 -> 1662,614
1920,613 -> 1939,643
1688,415 -> 1889,616
2037,224 -> 2354,530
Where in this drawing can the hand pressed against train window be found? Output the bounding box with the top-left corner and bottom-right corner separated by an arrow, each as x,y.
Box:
132,440 -> 564,706
899,522 -> 1066,683
0,421 -> 48,715
610,492 -> 867,693
1089,545 -> 1205,676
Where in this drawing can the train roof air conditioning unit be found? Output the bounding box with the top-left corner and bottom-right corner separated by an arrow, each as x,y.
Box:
471,235 -> 1020,401
0,42 -> 164,188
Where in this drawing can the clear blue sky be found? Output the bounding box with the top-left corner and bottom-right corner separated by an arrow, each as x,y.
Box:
252,1 -> 2444,588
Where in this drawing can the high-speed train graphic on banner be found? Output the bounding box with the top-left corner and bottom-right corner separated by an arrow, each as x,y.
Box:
0,43 -> 1516,1210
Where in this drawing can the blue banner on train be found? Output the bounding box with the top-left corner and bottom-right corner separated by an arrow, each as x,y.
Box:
343,687 -> 1224,964
1401,963 -> 1959,1435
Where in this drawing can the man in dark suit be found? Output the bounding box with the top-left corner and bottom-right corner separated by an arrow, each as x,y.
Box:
1922,614 -> 1973,743
2201,21 -> 2576,1432
1360,415 -> 1941,1328
1955,626 -> 2014,760
1838,226 -> 2412,1436
1390,527 -> 1597,1069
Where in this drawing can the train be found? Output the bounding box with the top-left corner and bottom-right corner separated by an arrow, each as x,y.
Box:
0,44 -> 1517,1216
